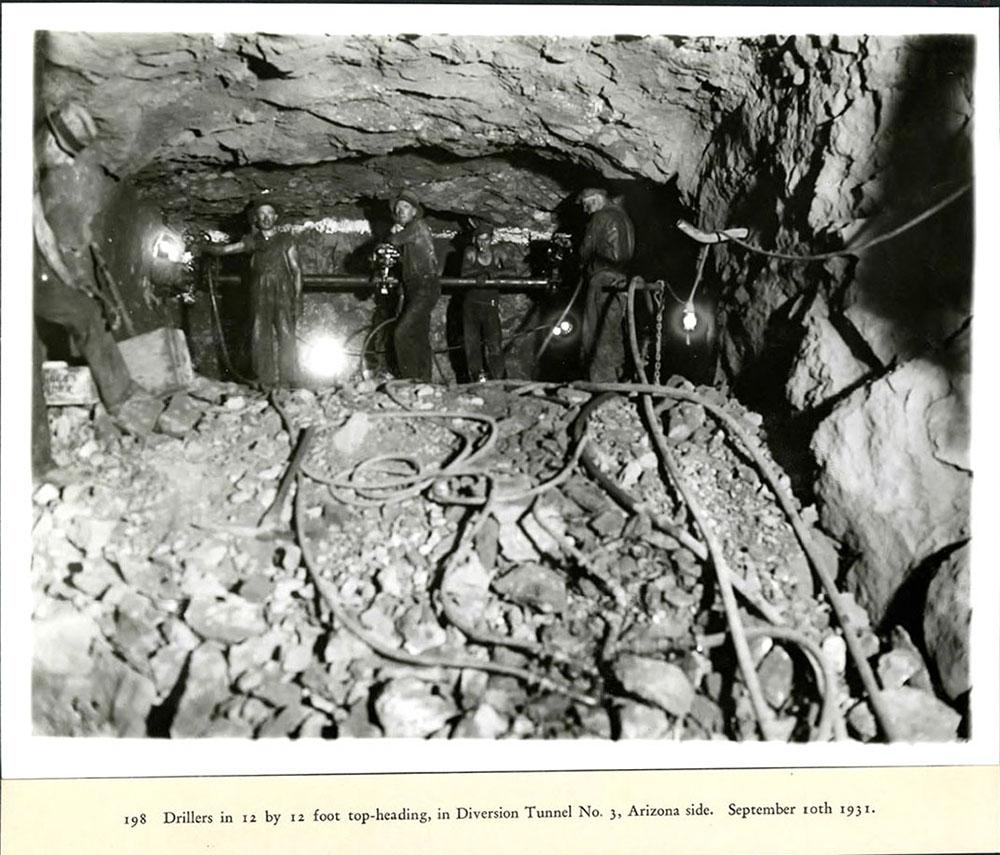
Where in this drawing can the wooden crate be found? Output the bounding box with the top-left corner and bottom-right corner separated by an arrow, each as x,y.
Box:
42,361 -> 100,406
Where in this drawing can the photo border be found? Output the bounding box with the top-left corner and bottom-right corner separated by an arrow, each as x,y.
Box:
2,2 -> 998,782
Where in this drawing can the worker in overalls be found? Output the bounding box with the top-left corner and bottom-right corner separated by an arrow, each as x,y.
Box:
33,102 -> 161,482
577,187 -> 635,382
202,197 -> 303,387
460,223 -> 507,382
387,190 -> 440,382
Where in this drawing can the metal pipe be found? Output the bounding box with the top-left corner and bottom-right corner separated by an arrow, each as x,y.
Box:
213,274 -> 665,292
676,220 -> 750,244
214,273 -> 552,290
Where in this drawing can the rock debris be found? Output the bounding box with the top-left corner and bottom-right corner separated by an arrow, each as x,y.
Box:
32,375 -> 960,741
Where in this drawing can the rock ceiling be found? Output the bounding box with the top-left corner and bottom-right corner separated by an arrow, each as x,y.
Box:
38,32 -> 755,224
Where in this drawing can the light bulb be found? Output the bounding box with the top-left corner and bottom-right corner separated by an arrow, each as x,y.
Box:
682,305 -> 698,332
152,230 -> 186,263
300,332 -> 350,380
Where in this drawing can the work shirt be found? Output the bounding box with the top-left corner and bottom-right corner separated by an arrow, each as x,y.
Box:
580,202 -> 635,277
461,245 -> 504,304
388,217 -> 440,286
240,230 -> 300,387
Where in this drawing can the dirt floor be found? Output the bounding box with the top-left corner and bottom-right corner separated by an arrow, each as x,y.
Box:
31,376 -> 956,741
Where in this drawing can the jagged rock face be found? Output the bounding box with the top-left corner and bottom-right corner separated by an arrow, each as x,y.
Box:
143,153 -> 572,228
695,34 -> 973,630
702,34 -> 973,381
39,32 -> 753,224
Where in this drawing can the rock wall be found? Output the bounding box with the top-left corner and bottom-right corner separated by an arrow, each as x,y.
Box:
691,35 -> 973,636
38,32 -> 753,222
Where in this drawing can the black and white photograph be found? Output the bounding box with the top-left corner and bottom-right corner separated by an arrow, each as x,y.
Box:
3,4 -> 998,785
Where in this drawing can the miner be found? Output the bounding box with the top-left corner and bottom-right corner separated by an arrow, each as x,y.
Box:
577,187 -> 635,382
33,102 -> 162,483
387,190 -> 441,383
201,197 -> 303,387
460,223 -> 507,381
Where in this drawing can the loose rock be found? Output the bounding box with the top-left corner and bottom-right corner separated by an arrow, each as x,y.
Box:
493,564 -> 567,613
375,678 -> 456,738
185,595 -> 267,644
617,701 -> 671,738
879,686 -> 962,741
452,704 -> 509,738
614,655 -> 695,718
171,643 -> 229,737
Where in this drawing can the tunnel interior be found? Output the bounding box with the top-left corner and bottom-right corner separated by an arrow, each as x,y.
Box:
129,144 -> 709,387
30,31 -> 976,742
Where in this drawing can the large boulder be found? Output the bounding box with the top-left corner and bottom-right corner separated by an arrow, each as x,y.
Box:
811,355 -> 970,621
923,542 -> 971,700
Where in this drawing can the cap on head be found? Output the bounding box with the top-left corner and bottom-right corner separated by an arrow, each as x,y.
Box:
247,193 -> 279,219
578,187 -> 608,204
46,102 -> 97,157
473,222 -> 494,239
393,189 -> 424,215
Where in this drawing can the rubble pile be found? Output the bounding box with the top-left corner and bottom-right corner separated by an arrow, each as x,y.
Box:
31,376 -> 961,741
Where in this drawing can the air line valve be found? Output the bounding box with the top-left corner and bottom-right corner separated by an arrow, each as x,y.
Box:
544,233 -> 573,293
371,242 -> 401,296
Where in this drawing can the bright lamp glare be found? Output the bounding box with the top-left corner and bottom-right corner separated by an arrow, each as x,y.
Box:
300,333 -> 350,379
152,231 -> 187,263
552,318 -> 575,337
682,307 -> 698,332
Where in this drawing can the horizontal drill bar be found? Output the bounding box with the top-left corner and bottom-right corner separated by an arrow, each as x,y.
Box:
213,274 -> 553,291
212,274 -> 665,292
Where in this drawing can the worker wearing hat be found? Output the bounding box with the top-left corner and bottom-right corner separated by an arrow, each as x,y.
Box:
460,222 -> 507,381
201,194 -> 303,387
46,102 -> 99,157
387,190 -> 441,382
577,187 -> 635,382
35,102 -> 116,296
33,102 -> 161,482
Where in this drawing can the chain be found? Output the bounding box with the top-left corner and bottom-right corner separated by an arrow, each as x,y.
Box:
653,282 -> 665,385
